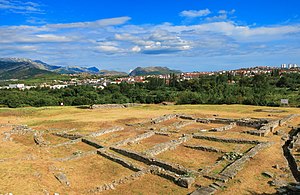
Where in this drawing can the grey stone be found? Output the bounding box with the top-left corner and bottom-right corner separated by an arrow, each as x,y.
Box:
262,171 -> 274,178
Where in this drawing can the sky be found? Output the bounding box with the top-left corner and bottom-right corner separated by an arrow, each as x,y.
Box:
0,0 -> 300,72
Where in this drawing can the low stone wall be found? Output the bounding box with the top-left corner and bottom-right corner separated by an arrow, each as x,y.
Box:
110,147 -> 196,176
151,114 -> 177,124
113,131 -> 155,147
209,123 -> 236,132
172,121 -> 194,129
154,132 -> 171,136
3,124 -> 35,141
286,127 -> 300,181
149,165 -> 195,188
192,134 -> 261,144
52,132 -> 83,140
97,149 -> 143,172
88,126 -> 124,138
279,114 -> 299,126
91,103 -> 140,109
177,114 -> 196,120
82,138 -> 105,149
184,144 -> 225,153
34,133 -> 49,146
220,143 -> 270,179
89,169 -> 148,193
143,135 -> 192,156
246,119 -> 280,136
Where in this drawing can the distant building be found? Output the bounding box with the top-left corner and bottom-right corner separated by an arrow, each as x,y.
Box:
281,64 -> 287,69
8,84 -> 25,89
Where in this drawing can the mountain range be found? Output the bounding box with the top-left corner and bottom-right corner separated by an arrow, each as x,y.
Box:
0,58 -> 182,79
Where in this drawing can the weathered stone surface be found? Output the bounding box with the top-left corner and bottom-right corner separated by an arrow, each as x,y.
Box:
82,138 -> 104,149
220,143 -> 270,179
184,144 -> 225,153
89,169 -> 148,193
209,123 -> 236,132
143,135 -> 192,156
262,171 -> 274,178
54,172 -> 70,186
91,103 -> 140,109
193,134 -> 261,144
88,126 -> 124,138
110,147 -> 196,176
113,131 -> 155,147
52,132 -> 83,140
97,149 -> 143,172
34,133 -> 49,146
151,114 -> 177,124
178,177 -> 195,188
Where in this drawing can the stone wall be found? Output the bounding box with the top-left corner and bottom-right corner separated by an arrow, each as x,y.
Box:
97,149 -> 143,172
151,114 -> 177,124
113,131 -> 155,147
143,135 -> 192,156
209,123 -> 236,132
279,114 -> 299,126
91,103 -> 140,109
88,126 -> 124,138
52,133 -> 83,140
82,138 -> 105,149
89,169 -> 148,193
34,132 -> 49,146
149,165 -> 195,188
184,144 -> 225,153
220,143 -> 270,179
245,119 -> 280,136
110,147 -> 197,176
192,134 -> 261,144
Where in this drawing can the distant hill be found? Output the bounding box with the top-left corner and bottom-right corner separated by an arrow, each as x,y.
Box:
129,66 -> 182,76
0,58 -> 57,79
0,58 -> 129,79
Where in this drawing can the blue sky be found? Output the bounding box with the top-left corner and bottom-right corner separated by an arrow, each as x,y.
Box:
0,0 -> 300,72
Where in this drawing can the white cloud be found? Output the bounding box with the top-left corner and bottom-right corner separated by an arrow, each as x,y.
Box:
0,0 -> 43,14
46,17 -> 131,29
180,9 -> 211,18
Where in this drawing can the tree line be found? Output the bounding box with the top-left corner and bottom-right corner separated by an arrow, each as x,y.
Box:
0,72 -> 299,108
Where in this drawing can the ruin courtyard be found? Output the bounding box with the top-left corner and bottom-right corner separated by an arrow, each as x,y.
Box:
0,104 -> 300,195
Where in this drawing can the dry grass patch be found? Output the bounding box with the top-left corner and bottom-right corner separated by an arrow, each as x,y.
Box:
94,128 -> 147,146
47,142 -> 95,158
156,145 -> 221,171
102,173 -> 191,195
58,155 -> 134,192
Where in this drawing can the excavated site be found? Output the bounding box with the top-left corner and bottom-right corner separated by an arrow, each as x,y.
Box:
0,105 -> 300,195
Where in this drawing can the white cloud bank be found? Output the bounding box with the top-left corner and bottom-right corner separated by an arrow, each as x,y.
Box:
0,12 -> 300,70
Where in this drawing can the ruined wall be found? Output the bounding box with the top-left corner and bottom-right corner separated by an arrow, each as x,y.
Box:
143,135 -> 192,156
113,131 -> 155,147
151,114 -> 177,124
88,126 -> 124,138
210,123 -> 236,132
184,144 -> 225,153
192,134 -> 261,144
110,147 -> 196,176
